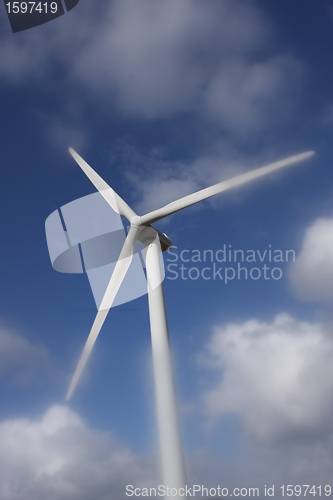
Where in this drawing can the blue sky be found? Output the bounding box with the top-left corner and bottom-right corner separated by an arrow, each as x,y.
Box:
0,1 -> 333,498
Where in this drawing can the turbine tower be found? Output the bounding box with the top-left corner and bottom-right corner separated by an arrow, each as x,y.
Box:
61,148 -> 314,498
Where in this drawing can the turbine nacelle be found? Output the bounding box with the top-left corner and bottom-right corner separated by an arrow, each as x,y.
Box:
147,228 -> 172,252
129,215 -> 173,252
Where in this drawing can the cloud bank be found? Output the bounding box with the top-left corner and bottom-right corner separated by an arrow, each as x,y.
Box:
202,313 -> 333,441
0,1 -> 303,137
0,405 -> 156,500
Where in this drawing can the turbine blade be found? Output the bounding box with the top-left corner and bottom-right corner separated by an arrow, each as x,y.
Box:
69,148 -> 137,222
66,226 -> 140,401
140,151 -> 315,225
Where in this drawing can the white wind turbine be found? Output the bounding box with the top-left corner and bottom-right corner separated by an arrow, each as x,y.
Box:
65,148 -> 314,496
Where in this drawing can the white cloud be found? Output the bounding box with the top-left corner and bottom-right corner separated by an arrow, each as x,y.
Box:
2,404 -> 331,500
0,327 -> 50,384
1,404 -> 331,500
202,313 -> 333,441
72,0 -> 302,133
73,0 -> 267,119
0,1 -> 303,137
0,405 -> 156,500
289,217 -> 333,301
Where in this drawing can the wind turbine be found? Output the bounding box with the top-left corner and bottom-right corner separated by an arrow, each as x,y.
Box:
64,148 -> 314,497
